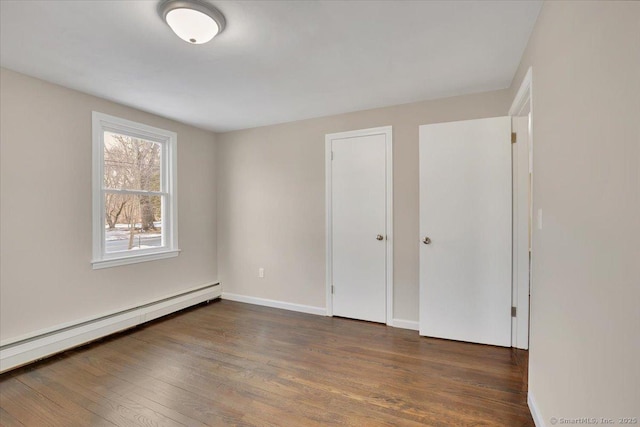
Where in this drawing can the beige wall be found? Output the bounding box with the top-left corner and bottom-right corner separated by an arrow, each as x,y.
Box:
0,68 -> 218,340
510,1 -> 640,421
217,89 -> 511,321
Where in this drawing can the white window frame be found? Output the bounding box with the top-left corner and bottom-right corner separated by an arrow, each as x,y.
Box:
91,112 -> 179,269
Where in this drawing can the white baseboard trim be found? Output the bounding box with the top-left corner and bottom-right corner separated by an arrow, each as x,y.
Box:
389,318 -> 420,331
528,390 -> 545,427
221,293 -> 420,331
0,282 -> 221,373
222,292 -> 326,316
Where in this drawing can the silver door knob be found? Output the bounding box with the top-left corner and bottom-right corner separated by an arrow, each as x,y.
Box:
422,236 -> 431,245
376,234 -> 384,241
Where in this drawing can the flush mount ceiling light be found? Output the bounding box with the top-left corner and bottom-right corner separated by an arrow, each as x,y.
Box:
158,0 -> 226,44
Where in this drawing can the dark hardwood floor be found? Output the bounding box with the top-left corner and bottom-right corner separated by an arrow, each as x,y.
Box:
0,300 -> 533,426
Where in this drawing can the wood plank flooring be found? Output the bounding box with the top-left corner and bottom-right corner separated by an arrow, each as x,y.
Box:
0,300 -> 533,426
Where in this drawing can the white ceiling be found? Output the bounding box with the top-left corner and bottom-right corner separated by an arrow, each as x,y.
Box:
0,0 -> 541,132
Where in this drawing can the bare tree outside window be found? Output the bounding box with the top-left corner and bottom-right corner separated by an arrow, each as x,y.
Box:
103,132 -> 162,252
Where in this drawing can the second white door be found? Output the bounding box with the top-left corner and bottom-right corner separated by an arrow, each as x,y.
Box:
419,117 -> 512,347
328,127 -> 390,323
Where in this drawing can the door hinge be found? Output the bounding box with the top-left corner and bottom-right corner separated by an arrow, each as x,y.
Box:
331,151 -> 334,160
511,306 -> 517,317
331,285 -> 335,294
511,132 -> 517,144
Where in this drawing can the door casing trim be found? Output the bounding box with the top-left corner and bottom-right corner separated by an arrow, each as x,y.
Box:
325,126 -> 393,325
509,66 -> 533,350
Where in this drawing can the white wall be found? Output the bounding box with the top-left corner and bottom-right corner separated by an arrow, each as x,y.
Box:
510,1 -> 640,422
216,90 -> 511,321
0,68 -> 218,341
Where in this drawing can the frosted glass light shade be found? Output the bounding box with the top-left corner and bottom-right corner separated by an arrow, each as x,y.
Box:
159,0 -> 226,45
166,8 -> 219,44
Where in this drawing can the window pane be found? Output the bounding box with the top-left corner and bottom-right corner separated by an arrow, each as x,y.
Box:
105,193 -> 163,253
104,131 -> 161,191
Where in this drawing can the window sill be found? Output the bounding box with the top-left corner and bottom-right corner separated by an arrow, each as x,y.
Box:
92,249 -> 181,270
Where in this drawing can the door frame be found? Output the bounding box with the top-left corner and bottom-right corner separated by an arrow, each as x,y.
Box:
509,67 -> 533,349
325,126 -> 393,324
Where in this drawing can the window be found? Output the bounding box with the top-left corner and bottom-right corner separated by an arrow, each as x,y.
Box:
92,112 -> 179,269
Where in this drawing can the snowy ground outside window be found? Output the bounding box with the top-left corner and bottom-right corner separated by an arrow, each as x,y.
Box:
105,222 -> 162,252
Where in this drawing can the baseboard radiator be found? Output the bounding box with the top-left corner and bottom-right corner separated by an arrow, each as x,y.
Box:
0,282 -> 221,373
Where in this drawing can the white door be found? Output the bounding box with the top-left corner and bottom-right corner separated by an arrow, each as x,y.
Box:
327,127 -> 391,323
419,117 -> 512,347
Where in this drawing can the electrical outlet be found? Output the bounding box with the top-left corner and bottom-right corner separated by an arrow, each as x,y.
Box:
258,267 -> 265,278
